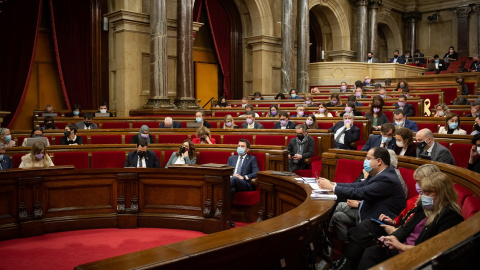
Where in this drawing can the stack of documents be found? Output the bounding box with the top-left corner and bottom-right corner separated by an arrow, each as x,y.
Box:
293,177 -> 337,200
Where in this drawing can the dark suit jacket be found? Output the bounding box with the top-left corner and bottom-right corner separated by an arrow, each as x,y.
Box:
394,142 -> 417,157
361,134 -> 396,151
227,154 -> 259,180
124,150 -> 160,168
394,103 -> 415,117
287,135 -> 316,168
291,114 -> 309,118
340,110 -> 363,117
469,61 -> 480,72
390,56 -> 405,64
274,121 -> 296,129
335,167 -> 406,223
0,155 -> 13,170
61,136 -> 84,145
326,102 -> 345,108
416,142 -> 456,165
413,53 -> 425,65
432,60 -> 447,72
75,121 -> 99,129
411,207 -> 463,245
328,122 -> 360,150
365,58 -> 379,63
130,134 -> 155,144
394,119 -> 418,132
159,121 -> 182,128
241,121 -> 264,129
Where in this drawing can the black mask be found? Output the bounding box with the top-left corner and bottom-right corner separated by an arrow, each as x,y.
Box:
84,122 -> 91,127
180,146 -> 186,153
138,151 -> 146,158
417,141 -> 428,151
64,131 -> 71,137
297,134 -> 305,141
394,55 -> 398,58
201,137 -> 207,142
475,124 -> 480,132
368,56 -> 372,60
220,102 -> 227,107
46,123 -> 54,129
474,60 -> 479,64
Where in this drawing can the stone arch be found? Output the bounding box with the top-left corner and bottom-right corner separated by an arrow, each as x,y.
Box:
235,0 -> 273,37
309,0 -> 351,51
377,10 -> 403,57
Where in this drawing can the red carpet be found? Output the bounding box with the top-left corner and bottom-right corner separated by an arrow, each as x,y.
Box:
0,228 -> 205,270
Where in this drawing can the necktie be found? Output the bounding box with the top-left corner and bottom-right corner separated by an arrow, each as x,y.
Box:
381,142 -> 385,148
139,157 -> 144,168
334,127 -> 346,142
236,157 -> 244,175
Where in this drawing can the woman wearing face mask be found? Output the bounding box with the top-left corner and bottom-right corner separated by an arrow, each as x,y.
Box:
19,141 -> 54,168
393,128 -> 416,157
223,114 -> 238,129
365,97 -> 390,132
315,103 -> 333,118
394,80 -> 409,92
288,89 -> 303,100
443,46 -> 458,63
130,125 -> 155,144
340,101 -> 363,117
253,92 -> 263,100
468,133 -> 480,173
22,128 -> 51,146
341,165 -> 441,269
215,96 -> 229,108
61,124 -> 83,145
438,113 -> 467,135
194,111 -> 211,128
326,93 -> 343,107
41,116 -> 57,131
433,103 -> 450,117
305,114 -> 318,129
304,94 -> 318,107
165,139 -> 196,168
66,104 -> 83,118
266,105 -> 279,117
192,126 -> 215,144
357,171 -> 463,270
0,128 -> 15,147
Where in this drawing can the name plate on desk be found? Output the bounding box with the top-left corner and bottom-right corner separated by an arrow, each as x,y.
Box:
201,163 -> 229,168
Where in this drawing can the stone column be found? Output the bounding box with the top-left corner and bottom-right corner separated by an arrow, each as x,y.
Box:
367,0 -> 381,56
174,0 -> 200,109
281,0 -> 294,93
473,5 -> 480,55
296,0 -> 309,93
143,0 -> 175,109
354,0 -> 368,62
403,12 -> 421,57
452,6 -> 472,57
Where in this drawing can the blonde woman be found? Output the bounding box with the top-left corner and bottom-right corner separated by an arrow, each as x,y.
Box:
19,141 -> 54,168
223,114 -> 239,129
433,103 -> 450,117
315,102 -> 333,118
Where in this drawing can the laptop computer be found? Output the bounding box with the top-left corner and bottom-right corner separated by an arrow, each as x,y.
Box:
426,63 -> 436,71
95,113 -> 111,117
186,122 -> 202,128
25,137 -> 49,146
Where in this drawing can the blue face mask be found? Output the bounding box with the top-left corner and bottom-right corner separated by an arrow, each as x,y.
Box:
196,117 -> 202,123
415,183 -> 423,195
421,195 -> 435,209
73,110 -> 80,116
448,122 -> 458,130
291,94 -> 296,98
363,159 -> 372,173
5,135 -> 12,142
381,136 -> 392,143
237,147 -> 246,156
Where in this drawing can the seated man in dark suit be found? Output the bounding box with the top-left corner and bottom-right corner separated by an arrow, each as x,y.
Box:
413,49 -> 425,66
465,101 -> 480,117
124,139 -> 160,168
416,129 -> 455,165
241,111 -> 264,129
0,143 -> 13,170
274,111 -> 296,129
291,104 -> 307,118
431,54 -> 447,74
287,124 -> 315,172
361,123 -> 396,151
96,102 -> 114,117
227,139 -> 259,205
75,112 -> 98,129
469,54 -> 480,72
159,117 -> 182,128
393,109 -> 418,132
389,50 -> 404,64
394,95 -> 415,117
328,112 -> 360,150
365,52 -> 379,63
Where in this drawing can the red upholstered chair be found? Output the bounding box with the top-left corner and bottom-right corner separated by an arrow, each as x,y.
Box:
157,134 -> 189,144
455,184 -> 473,207
55,123 -> 68,130
398,167 -> 417,200
417,123 -> 439,133
317,122 -> 334,129
383,111 -> 393,122
125,134 -> 135,144
280,103 -> 296,108
333,159 -> 363,183
356,141 -> 366,151
258,121 -> 275,129
45,136 -> 53,145
91,135 -> 122,144
449,143 -> 473,169
461,196 -> 480,220
132,122 -> 158,129
13,154 -> 24,168
197,151 -> 232,165
209,122 -> 218,128
249,152 -> 265,171
255,135 -> 285,146
91,151 -> 126,168
153,150 -> 163,167
102,122 -> 130,129
213,111 -> 234,117
223,135 -> 254,145
438,142 -> 450,149
53,152 -> 89,169
180,122 -> 187,128
211,134 -> 221,143
257,104 -> 271,108
460,124 -> 472,133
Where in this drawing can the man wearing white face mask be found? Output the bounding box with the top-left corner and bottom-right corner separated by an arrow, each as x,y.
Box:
415,129 -> 455,165
361,123 -> 396,151
96,102 -> 113,117
329,112 -> 360,150
393,109 -> 418,132
468,133 -> 480,173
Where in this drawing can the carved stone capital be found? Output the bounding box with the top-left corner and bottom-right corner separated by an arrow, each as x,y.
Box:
473,5 -> 480,15
452,6 -> 472,18
174,97 -> 201,109
368,0 -> 382,9
403,12 -> 422,23
142,97 -> 176,109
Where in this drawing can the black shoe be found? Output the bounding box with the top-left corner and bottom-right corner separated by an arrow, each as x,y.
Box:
230,221 -> 235,228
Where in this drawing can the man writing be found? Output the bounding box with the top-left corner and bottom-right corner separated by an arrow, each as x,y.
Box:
124,139 -> 160,168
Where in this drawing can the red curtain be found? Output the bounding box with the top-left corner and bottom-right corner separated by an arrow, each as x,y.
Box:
0,0 -> 43,128
50,0 -> 92,110
204,0 -> 231,99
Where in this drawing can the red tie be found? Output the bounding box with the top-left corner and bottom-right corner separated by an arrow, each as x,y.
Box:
381,143 -> 385,148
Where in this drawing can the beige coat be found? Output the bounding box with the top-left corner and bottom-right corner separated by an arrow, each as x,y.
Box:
19,153 -> 54,168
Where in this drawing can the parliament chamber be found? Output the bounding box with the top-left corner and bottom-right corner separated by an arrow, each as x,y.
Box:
1,0 -> 480,269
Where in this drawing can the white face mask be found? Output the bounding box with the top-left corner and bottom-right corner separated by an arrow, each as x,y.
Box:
100,109 -> 107,114
396,140 -> 404,148
395,120 -> 404,127
477,146 -> 480,155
